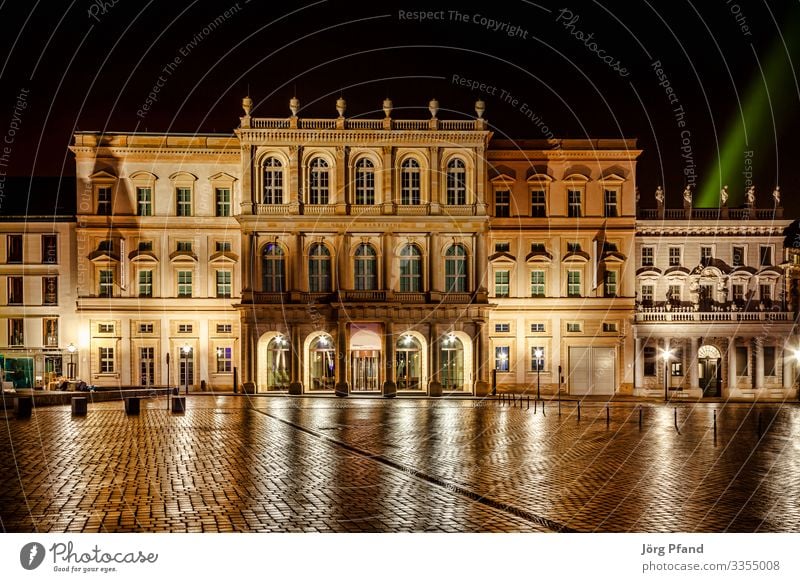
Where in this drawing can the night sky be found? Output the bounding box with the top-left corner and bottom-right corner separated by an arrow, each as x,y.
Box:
0,0 -> 798,215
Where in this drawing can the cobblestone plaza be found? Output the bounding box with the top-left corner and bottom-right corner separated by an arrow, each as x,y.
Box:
2,395 -> 798,533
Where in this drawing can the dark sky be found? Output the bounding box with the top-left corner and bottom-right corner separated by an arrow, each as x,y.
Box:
0,0 -> 798,215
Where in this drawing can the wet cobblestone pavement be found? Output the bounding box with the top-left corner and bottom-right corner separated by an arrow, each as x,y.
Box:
1,395 -> 799,532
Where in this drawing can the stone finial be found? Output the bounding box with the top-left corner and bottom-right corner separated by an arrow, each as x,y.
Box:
383,98 -> 393,118
475,99 -> 486,119
429,98 -> 439,118
336,97 -> 346,118
289,96 -> 300,117
242,96 -> 253,117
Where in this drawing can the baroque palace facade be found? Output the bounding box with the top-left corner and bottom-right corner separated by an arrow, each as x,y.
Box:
1,96 -> 797,399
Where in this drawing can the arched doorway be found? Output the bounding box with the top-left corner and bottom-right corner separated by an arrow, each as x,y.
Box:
439,331 -> 473,393
256,332 -> 290,392
396,331 -> 428,392
350,324 -> 381,392
698,344 -> 722,397
304,332 -> 336,392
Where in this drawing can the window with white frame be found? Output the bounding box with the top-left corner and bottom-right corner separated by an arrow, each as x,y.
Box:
445,245 -> 467,292
138,270 -> 153,297
567,189 -> 582,217
567,270 -> 581,297
495,346 -> 510,372
641,246 -> 654,267
216,323 -> 232,334
530,270 -> 545,297
733,246 -> 745,267
495,242 -> 510,253
494,190 -> 510,217
759,246 -> 773,267
604,270 -> 617,297
216,270 -> 232,298
446,159 -> 466,205
99,347 -> 114,373
44,318 -> 58,347
354,243 -> 377,290
215,241 -> 232,252
99,269 -> 114,297
139,323 -> 154,333
604,189 -> 618,217
308,243 -> 332,292
263,157 -> 284,204
530,323 -> 545,333
400,159 -> 421,205
566,322 -> 581,332
98,323 -> 114,333
399,244 -> 422,292
262,243 -> 286,292
177,241 -> 192,252
215,188 -> 231,217
641,284 -> 654,304
668,247 -> 681,267
176,187 -> 192,216
668,284 -> 681,302
733,283 -> 745,304
531,190 -> 546,217
137,187 -> 152,216
494,270 -> 510,297
178,324 -> 193,333
531,346 -> 545,371
759,283 -> 772,304
309,157 -> 330,204
216,347 -> 233,373
701,246 -> 713,265
494,323 -> 510,333
177,270 -> 192,297
603,322 -> 618,332
97,187 -> 112,215
354,158 -> 375,205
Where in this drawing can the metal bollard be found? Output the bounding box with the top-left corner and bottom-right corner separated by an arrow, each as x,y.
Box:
606,405 -> 610,426
527,395 -> 530,410
638,406 -> 642,430
577,401 -> 581,421
674,407 -> 680,433
534,399 -> 537,414
542,400 -> 545,416
713,410 -> 717,438
558,398 -> 561,417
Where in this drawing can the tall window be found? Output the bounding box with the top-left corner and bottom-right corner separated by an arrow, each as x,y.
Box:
445,245 -> 467,292
138,270 -> 153,297
354,244 -> 377,290
759,246 -> 773,267
604,189 -> 618,217
43,318 -> 58,347
7,234 -> 22,263
641,246 -> 654,267
446,159 -> 466,205
400,159 -> 421,205
531,346 -> 545,371
137,187 -> 152,216
99,347 -> 114,373
309,334 -> 335,390
215,188 -> 231,217
700,246 -> 713,265
309,158 -> 330,204
494,270 -> 510,297
567,270 -> 581,297
263,157 -> 284,204
494,190 -> 510,217
216,347 -> 233,373
530,270 -> 545,297
99,270 -> 114,297
140,347 -> 154,385
668,247 -> 681,267
733,246 -> 745,267
641,284 -> 654,304
41,234 -> 57,264
733,283 -> 745,304
495,346 -> 510,372
42,276 -> 58,305
567,189 -> 582,217
216,270 -> 232,298
736,346 -> 749,375
668,284 -> 681,303
764,347 -> 776,376
759,283 -> 772,305
308,243 -> 332,292
9,318 -> 23,346
399,245 -> 422,292
262,243 -> 285,292
531,190 -> 546,217
644,346 -> 656,376
177,270 -> 192,297
176,187 -> 192,216
604,270 -> 617,297
179,347 -> 194,386
97,187 -> 111,215
7,276 -> 23,304
354,158 -> 375,205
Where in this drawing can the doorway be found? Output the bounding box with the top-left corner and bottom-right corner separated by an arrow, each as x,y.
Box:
349,324 -> 382,393
698,344 -> 721,396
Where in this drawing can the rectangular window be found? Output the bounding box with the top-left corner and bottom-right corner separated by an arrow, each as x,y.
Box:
216,323 -> 232,334
97,187 -> 112,215
604,270 -> 617,297
138,241 -> 153,252
494,242 -> 510,253
177,271 -> 192,297
530,323 -> 545,333
733,284 -> 745,304
671,361 -> 683,376
178,324 -> 193,333
732,246 -> 745,267
495,346 -> 510,372
177,241 -> 193,252
641,284 -> 654,304
137,187 -> 152,216
7,234 -> 22,263
41,234 -> 57,264
215,241 -> 232,252
567,190 -> 581,217
759,246 -> 773,267
603,322 -> 618,333
641,247 -> 654,267
8,276 -> 23,304
736,346 -> 749,376
644,346 -> 656,376
98,239 -> 113,252
216,270 -> 232,298
668,247 -> 681,267
531,190 -> 546,217
98,323 -> 114,333
567,270 -> 581,297
494,190 -> 510,217
567,242 -> 581,253
138,270 -> 153,298
764,346 -> 776,376
668,285 -> 681,303
701,246 -> 713,265
759,283 -> 771,304
42,276 -> 58,305
531,243 -> 546,253
99,347 -> 114,373
138,323 -> 154,334
494,270 -> 510,297
98,270 -> 114,297
176,187 -> 192,216
494,323 -> 510,333
216,347 -> 233,373
530,270 -> 545,297
566,322 -> 581,332
215,188 -> 231,217
531,346 -> 545,371
9,318 -> 24,346
604,189 -> 618,217
180,347 -> 194,386
43,318 -> 58,347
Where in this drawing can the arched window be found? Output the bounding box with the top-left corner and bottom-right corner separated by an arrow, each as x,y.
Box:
266,335 -> 290,390
309,334 -> 335,390
354,158 -> 375,205
354,243 -> 377,290
400,159 -> 421,205
446,159 -> 466,205
263,157 -> 283,204
262,243 -> 285,292
308,243 -> 332,292
396,334 -> 422,390
399,244 -> 422,292
309,157 -> 330,204
445,244 -> 467,292
440,334 -> 464,391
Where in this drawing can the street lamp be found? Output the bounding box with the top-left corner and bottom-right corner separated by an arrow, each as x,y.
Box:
534,348 -> 543,400
182,343 -> 191,395
66,343 -> 77,380
661,348 -> 674,402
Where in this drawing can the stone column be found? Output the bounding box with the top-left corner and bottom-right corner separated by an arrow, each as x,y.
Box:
294,233 -> 305,292
335,318 -> 349,396
429,146 -> 440,214
755,337 -> 765,390
288,146 -> 301,213
430,232 -> 441,292
381,146 -> 394,214
383,232 -> 395,291
429,324 -> 442,396
240,144 -> 253,214
338,233 -> 350,291
728,337 -> 737,394
241,321 -> 251,383
383,321 -> 396,397
476,231 -> 488,292
688,337 -> 699,391
475,320 -> 489,396
783,343 -> 795,389
288,324 -> 302,395
475,146 -> 487,215
242,233 -> 253,291
334,146 -> 347,215
634,337 -> 644,390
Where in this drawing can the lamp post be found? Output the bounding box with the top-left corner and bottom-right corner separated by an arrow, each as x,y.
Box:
534,348 -> 543,400
182,344 -> 191,395
66,343 -> 77,380
661,348 -> 674,402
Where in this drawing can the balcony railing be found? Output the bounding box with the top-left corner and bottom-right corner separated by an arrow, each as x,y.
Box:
254,204 -> 291,215
636,304 -> 793,323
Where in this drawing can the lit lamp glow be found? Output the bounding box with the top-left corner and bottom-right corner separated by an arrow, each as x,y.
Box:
660,348 -> 674,402
67,343 -> 77,380
534,348 -> 543,400
182,343 -> 191,395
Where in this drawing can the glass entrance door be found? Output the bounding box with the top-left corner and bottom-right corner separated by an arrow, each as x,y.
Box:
351,350 -> 380,392
140,347 -> 155,386
700,358 -> 720,396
